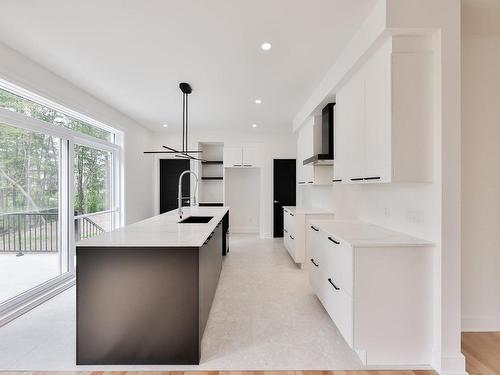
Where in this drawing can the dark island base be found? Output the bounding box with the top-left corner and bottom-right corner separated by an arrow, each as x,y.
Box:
76,221 -> 223,365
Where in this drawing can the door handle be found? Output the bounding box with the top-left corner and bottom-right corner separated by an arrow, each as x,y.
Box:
274,200 -> 280,204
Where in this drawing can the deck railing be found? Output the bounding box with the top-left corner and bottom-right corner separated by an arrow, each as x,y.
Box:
0,209 -> 107,254
0,209 -> 58,253
74,212 -> 106,241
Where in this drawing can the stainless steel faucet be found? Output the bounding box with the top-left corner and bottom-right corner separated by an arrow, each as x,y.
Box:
178,170 -> 198,219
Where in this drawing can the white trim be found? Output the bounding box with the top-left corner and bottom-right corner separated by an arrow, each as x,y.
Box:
440,353 -> 468,375
462,316 -> 500,332
230,227 -> 260,234
60,138 -> 71,274
0,78 -> 117,134
0,108 -> 119,153
68,139 -> 76,272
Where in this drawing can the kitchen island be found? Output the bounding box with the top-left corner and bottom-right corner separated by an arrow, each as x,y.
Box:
76,206 -> 229,365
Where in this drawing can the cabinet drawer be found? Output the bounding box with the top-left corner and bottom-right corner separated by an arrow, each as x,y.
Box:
323,278 -> 353,346
321,234 -> 353,296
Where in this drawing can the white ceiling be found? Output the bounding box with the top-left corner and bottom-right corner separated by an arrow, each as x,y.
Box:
0,0 -> 375,132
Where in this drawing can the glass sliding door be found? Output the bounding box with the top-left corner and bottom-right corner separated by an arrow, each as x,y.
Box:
0,122 -> 67,304
0,81 -> 121,321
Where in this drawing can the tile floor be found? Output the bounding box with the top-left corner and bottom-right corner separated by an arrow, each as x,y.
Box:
0,234 -> 362,371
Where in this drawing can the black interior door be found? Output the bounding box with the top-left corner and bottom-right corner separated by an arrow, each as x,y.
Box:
160,159 -> 190,214
273,159 -> 296,237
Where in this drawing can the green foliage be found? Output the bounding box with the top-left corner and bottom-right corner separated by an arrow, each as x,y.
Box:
74,144 -> 110,214
0,88 -> 113,215
0,123 -> 59,213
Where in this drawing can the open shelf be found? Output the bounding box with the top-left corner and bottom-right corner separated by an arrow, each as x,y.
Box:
199,202 -> 224,207
202,160 -> 223,165
201,176 -> 223,180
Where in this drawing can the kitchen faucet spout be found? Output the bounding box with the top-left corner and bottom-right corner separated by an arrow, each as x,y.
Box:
178,170 -> 198,219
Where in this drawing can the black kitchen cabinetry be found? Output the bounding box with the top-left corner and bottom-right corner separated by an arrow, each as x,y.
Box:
76,220 -> 224,365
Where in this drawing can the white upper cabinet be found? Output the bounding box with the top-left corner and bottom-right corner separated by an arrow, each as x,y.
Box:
223,145 -> 261,168
333,36 -> 433,184
242,147 -> 260,167
223,147 -> 243,167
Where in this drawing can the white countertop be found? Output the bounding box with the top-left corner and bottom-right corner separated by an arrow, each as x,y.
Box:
309,219 -> 433,247
283,206 -> 334,215
76,206 -> 229,248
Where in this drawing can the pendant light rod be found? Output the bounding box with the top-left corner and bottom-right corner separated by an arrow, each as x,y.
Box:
143,82 -> 202,158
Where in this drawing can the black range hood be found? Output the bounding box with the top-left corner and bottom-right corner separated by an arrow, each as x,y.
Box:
303,103 -> 335,166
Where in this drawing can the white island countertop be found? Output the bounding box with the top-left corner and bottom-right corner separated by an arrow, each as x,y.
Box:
76,206 -> 229,248
309,219 -> 433,248
283,206 -> 333,215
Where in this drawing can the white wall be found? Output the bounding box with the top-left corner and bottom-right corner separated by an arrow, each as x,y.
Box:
461,1 -> 500,332
151,128 -> 296,237
225,168 -> 260,233
0,42 -> 154,225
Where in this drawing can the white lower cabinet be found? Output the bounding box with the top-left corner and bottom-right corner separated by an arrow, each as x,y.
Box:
283,207 -> 334,266
307,221 -> 434,367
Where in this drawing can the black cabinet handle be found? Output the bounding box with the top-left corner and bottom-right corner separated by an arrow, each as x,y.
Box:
284,229 -> 288,233
328,236 -> 340,245
332,179 -> 342,183
233,164 -> 242,167
310,225 -> 319,231
289,235 -> 294,240
328,278 -> 340,290
243,164 -> 253,167
290,213 -> 294,217
204,232 -> 214,245
310,258 -> 319,267
364,176 -> 381,181
308,181 -> 313,184
298,181 -> 306,184
350,177 -> 364,181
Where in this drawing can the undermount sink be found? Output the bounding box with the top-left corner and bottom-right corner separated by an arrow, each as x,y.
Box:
178,216 -> 214,224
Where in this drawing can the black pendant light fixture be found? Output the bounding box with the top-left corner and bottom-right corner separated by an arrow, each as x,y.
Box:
144,82 -> 204,161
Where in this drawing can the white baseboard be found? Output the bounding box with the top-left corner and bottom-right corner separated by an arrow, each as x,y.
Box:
462,316 -> 500,332
230,226 -> 259,234
440,353 -> 468,375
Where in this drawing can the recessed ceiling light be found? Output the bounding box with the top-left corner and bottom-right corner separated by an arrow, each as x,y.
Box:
261,42 -> 272,51
255,99 -> 262,104
252,123 -> 258,128
162,124 -> 168,128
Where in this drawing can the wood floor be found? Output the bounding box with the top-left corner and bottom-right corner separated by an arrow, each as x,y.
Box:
0,372 -> 437,375
462,331 -> 500,375
2,332 -> 500,375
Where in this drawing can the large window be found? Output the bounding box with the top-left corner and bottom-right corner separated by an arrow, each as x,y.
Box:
0,81 -> 122,311
0,87 -> 114,142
